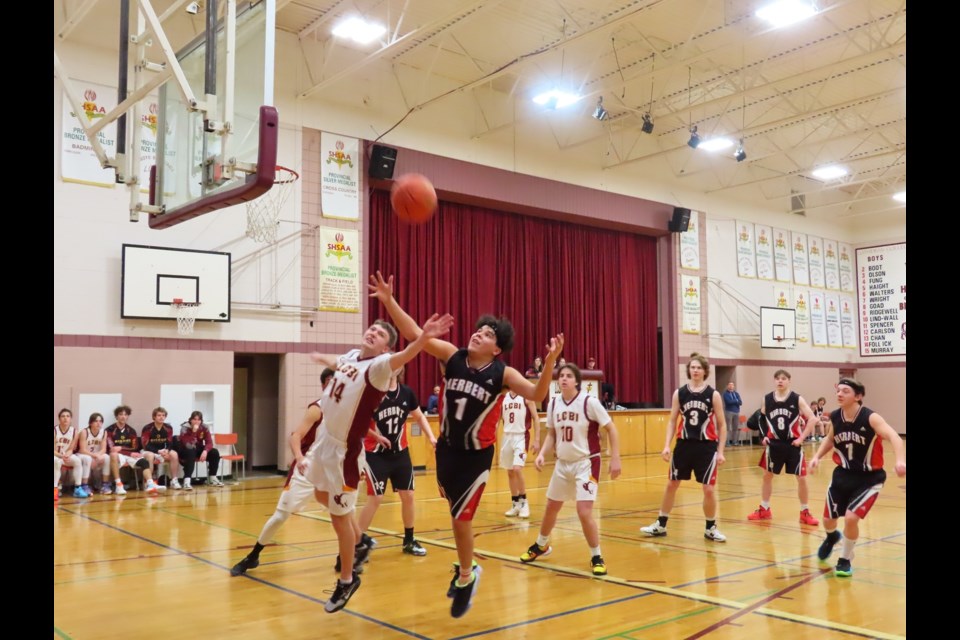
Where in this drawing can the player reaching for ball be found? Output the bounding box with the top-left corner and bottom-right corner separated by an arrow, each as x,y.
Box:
369,270 -> 563,619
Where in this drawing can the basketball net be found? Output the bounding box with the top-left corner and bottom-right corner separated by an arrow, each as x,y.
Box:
245,166 -> 299,244
171,302 -> 202,335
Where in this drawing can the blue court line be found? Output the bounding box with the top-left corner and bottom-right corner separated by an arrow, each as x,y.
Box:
57,507 -> 430,639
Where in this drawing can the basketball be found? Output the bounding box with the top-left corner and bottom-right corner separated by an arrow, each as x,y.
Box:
390,173 -> 437,224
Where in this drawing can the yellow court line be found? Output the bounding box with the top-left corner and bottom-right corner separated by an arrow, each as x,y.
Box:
298,511 -> 904,640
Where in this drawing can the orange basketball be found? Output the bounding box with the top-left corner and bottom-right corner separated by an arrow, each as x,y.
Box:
390,173 -> 437,224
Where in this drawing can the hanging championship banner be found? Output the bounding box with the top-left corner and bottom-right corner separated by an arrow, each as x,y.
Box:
793,288 -> 811,344
318,227 -> 360,312
681,275 -> 701,334
60,80 -> 118,188
320,133 -> 360,221
755,224 -> 774,280
824,292 -> 843,348
139,98 -> 160,193
679,211 -> 700,270
809,290 -> 828,347
808,237 -> 825,288
840,295 -> 858,350
736,221 -> 756,278
791,232 -> 810,285
823,239 -> 841,291
838,242 -> 855,292
773,228 -> 792,282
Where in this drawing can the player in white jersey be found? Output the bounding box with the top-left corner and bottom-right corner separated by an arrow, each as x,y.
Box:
519,364 -> 621,575
54,409 -> 89,500
78,413 -> 111,495
500,392 -> 541,518
306,314 -> 453,614
231,369 -> 337,578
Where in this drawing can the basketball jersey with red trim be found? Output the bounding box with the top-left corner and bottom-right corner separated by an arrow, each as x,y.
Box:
763,391 -> 803,441
548,392 -> 611,461
366,384 -> 418,453
675,384 -> 718,441
441,349 -> 505,450
83,427 -> 107,454
501,392 -> 532,435
55,426 -> 76,455
829,407 -> 883,471
299,401 -> 323,455
320,350 -> 393,445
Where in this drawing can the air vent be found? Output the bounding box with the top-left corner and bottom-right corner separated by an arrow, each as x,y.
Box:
790,190 -> 806,216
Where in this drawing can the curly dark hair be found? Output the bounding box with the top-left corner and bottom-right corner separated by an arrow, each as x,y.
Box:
475,314 -> 515,353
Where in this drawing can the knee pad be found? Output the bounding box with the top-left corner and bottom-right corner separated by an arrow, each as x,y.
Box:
135,458 -> 150,470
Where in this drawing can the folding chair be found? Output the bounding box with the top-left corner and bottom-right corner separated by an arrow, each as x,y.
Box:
214,432 -> 246,484
737,414 -> 751,445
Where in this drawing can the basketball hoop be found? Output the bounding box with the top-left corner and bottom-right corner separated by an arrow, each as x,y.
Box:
171,299 -> 202,335
245,165 -> 299,244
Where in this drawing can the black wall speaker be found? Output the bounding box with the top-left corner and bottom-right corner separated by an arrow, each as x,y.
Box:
668,207 -> 691,233
369,144 -> 398,179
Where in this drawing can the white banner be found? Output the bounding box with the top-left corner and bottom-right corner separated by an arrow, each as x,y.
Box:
139,99 -> 160,193
681,275 -> 701,334
320,133 -> 361,221
824,292 -> 843,348
736,221 -> 756,278
808,236 -> 825,288
838,242 -> 855,292
773,228 -> 792,282
809,290 -> 828,347
856,243 -> 906,356
840,295 -> 858,349
60,81 -> 117,188
793,287 -> 811,344
823,239 -> 841,291
791,233 -> 810,285
755,224 -> 774,280
679,211 -> 700,270
318,228 -> 360,312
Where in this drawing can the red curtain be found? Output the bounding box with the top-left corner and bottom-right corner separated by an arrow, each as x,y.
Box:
368,190 -> 659,407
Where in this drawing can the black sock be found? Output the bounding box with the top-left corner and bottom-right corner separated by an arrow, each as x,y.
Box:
657,515 -> 668,527
360,533 -> 372,547
827,530 -> 841,542
518,493 -> 526,501
250,542 -> 264,559
706,520 -> 716,530
511,495 -> 519,503
404,527 -> 414,544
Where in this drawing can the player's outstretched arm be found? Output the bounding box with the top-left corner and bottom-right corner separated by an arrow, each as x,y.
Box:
369,271 -> 457,362
387,313 -> 455,372
503,334 -> 565,402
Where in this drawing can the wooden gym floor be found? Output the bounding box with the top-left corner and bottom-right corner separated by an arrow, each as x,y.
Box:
54,441 -> 906,639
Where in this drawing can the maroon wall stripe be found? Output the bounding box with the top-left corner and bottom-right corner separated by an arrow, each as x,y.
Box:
55,334 -> 350,354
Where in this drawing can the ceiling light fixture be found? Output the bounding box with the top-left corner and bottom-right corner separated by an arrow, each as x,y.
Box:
756,0 -> 818,28
533,89 -> 581,109
811,165 -> 847,180
892,191 -> 906,203
593,97 -> 609,121
332,17 -> 387,44
698,137 -> 734,152
735,140 -> 747,162
687,125 -> 700,149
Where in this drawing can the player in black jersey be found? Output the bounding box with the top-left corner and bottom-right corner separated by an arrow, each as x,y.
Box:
357,367 -> 437,557
809,378 -> 905,577
371,271 -> 563,619
641,353 -> 729,542
746,370 -> 820,526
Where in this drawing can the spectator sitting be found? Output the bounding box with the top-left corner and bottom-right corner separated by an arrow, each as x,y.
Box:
525,356 -> 545,377
177,411 -> 223,488
426,385 -> 441,414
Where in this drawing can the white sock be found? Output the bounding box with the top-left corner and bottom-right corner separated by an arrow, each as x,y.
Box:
590,546 -> 601,557
841,537 -> 857,560
800,504 -> 809,511
536,534 -> 550,547
760,500 -> 771,509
